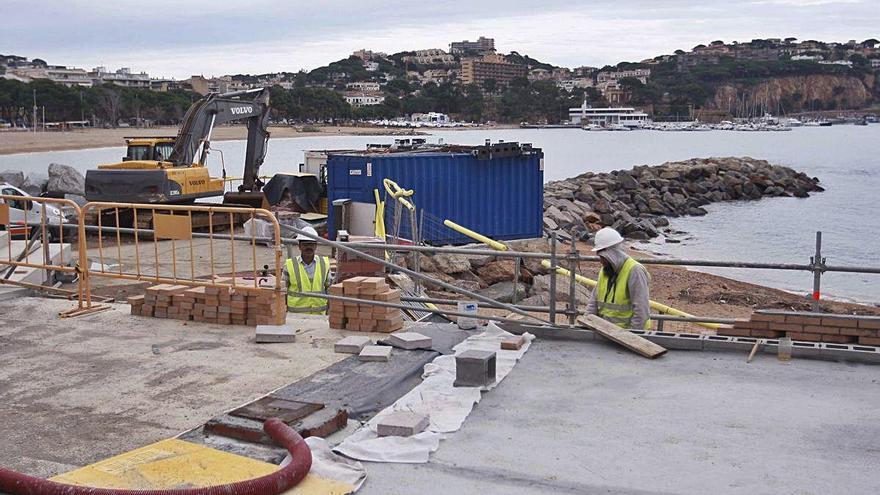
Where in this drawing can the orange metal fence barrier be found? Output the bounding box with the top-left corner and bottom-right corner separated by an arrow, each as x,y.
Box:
79,202 -> 283,292
0,194 -> 103,317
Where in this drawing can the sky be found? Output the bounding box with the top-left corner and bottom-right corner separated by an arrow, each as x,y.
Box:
2,0 -> 878,79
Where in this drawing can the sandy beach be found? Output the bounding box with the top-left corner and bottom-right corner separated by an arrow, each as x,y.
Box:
0,124 -> 508,155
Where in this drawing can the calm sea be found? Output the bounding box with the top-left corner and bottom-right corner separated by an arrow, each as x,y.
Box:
2,125 -> 878,303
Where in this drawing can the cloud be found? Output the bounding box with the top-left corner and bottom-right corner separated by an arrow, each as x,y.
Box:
1,1 -> 877,78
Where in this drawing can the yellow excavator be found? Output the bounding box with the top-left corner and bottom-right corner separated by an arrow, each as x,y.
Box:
84,88 -> 271,208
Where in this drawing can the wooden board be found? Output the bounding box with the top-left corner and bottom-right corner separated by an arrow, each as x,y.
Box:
578,314 -> 667,359
0,203 -> 8,225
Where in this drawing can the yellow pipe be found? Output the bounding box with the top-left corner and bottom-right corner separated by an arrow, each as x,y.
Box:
383,178 -> 415,211
540,260 -> 721,330
443,219 -> 508,251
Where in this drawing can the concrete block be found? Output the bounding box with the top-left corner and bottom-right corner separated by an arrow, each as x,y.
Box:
255,324 -> 296,343
644,332 -> 703,351
702,335 -> 758,353
359,345 -> 392,362
335,336 -> 371,354
388,332 -> 432,350
377,411 -> 429,437
790,341 -> 822,358
454,350 -> 496,387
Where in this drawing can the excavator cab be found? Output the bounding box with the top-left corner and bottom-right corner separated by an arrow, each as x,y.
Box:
122,137 -> 176,162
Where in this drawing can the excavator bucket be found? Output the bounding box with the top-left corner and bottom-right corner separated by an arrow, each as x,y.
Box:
222,191 -> 270,210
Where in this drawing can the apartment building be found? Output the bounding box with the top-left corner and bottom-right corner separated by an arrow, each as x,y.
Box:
459,53 -> 527,89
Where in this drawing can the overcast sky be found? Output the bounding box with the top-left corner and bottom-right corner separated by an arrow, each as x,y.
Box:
2,0 -> 877,79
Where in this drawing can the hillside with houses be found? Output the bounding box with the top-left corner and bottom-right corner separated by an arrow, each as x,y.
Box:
2,36 -> 879,127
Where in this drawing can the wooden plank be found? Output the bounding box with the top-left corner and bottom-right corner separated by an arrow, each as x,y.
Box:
577,314 -> 667,359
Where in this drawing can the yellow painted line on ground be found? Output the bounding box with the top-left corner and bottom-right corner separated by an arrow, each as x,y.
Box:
50,438 -> 354,494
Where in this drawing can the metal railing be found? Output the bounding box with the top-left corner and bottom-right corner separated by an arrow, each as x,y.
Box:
5,191 -> 878,330
80,202 -> 283,291
0,194 -> 103,317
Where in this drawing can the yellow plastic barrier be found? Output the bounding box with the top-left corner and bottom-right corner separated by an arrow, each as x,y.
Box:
541,260 -> 721,330
443,219 -> 508,252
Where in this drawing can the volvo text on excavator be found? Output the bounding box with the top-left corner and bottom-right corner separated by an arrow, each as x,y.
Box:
84,88 -> 271,208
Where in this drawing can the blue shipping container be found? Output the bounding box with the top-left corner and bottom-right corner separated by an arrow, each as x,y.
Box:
327,150 -> 544,245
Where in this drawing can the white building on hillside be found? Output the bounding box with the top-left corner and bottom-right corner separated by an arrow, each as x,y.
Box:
347,82 -> 381,92
344,92 -> 385,107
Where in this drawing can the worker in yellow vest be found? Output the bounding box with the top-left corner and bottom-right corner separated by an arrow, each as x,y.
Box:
283,226 -> 331,315
585,227 -> 651,330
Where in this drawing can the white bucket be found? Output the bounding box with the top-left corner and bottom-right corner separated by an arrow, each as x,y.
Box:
457,301 -> 478,330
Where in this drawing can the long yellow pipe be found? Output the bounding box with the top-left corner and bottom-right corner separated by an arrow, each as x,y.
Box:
541,260 -> 721,330
443,219 -> 508,251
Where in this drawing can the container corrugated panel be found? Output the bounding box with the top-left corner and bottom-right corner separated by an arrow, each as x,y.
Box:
327,151 -> 543,245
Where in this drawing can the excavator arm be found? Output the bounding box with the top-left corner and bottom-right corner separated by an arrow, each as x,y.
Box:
170,88 -> 271,192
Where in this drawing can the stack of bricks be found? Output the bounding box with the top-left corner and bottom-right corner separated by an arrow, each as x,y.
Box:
721,310 -> 880,345
328,276 -> 404,333
133,279 -> 286,326
336,236 -> 386,281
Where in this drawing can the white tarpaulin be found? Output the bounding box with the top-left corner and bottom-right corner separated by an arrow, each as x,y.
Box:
334,323 -> 533,463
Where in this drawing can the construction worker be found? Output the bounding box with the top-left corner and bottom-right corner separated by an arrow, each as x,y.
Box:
585,227 -> 651,330
283,226 -> 331,315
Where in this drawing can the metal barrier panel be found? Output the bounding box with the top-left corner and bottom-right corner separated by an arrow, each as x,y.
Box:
0,194 -> 97,316
80,202 -> 282,291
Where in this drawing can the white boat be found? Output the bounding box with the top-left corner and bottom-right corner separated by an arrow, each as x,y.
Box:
785,118 -> 804,127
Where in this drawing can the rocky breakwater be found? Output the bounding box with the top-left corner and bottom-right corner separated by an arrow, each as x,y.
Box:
542,156 -> 824,242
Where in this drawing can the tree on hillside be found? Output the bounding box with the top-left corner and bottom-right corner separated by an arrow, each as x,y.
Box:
863,38 -> 879,48
482,78 -> 497,94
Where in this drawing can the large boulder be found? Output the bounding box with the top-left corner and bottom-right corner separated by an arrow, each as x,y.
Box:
431,253 -> 473,274
531,274 -> 592,306
20,173 -> 48,196
477,281 -> 528,304
0,170 -> 25,188
47,163 -> 85,196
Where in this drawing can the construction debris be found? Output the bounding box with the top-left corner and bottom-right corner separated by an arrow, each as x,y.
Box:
136,280 -> 286,326
454,350 -> 496,387
335,336 -> 372,354
359,345 -> 393,362
377,412 -> 429,437
387,332 -> 432,350
328,277 -> 404,332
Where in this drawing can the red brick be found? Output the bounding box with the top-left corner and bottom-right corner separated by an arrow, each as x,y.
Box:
750,329 -> 784,338
857,318 -> 880,330
768,323 -> 804,333
734,320 -> 768,330
840,327 -> 878,337
857,336 -> 880,346
823,317 -> 858,328
821,334 -> 856,344
787,332 -> 821,342
803,325 -> 838,335
786,315 -> 823,325
751,313 -> 787,323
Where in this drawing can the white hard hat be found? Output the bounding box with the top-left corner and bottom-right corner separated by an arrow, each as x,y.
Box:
592,227 -> 624,252
296,226 -> 319,242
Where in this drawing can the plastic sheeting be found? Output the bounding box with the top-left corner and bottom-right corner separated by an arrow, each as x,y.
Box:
281,437 -> 367,491
334,323 -> 534,463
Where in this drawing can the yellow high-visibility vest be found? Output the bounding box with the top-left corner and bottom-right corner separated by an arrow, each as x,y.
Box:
286,256 -> 330,315
596,257 -> 650,329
